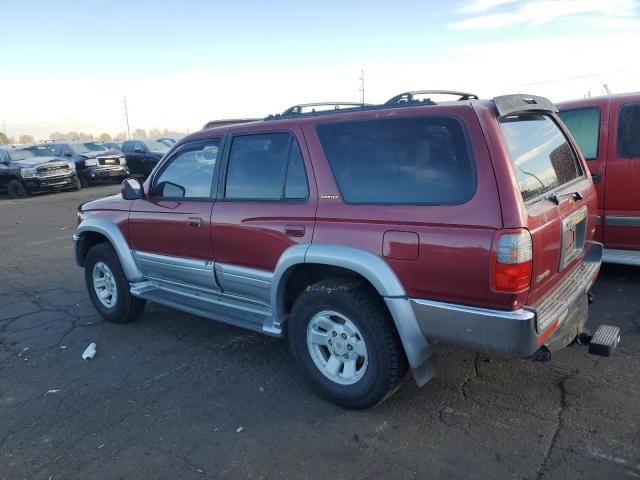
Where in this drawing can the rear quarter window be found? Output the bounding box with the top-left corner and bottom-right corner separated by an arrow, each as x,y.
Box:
618,102 -> 640,158
557,107 -> 600,160
316,116 -> 475,205
499,114 -> 582,202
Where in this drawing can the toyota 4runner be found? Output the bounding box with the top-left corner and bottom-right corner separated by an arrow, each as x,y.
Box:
73,91 -> 620,409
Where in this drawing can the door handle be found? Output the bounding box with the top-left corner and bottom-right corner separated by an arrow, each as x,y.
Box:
285,224 -> 305,237
591,172 -> 601,183
187,217 -> 203,228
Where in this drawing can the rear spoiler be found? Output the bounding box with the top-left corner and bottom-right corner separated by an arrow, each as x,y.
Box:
493,94 -> 558,117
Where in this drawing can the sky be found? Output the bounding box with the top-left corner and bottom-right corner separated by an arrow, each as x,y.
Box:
1,0 -> 639,139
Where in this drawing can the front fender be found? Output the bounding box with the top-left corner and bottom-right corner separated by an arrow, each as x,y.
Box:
74,217 -> 143,281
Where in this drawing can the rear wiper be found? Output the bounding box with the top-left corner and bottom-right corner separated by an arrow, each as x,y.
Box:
545,191 -> 583,205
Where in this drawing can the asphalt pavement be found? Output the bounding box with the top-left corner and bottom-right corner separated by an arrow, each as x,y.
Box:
1,185 -> 639,479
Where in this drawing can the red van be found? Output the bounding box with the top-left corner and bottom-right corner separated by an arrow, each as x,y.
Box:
557,93 -> 640,266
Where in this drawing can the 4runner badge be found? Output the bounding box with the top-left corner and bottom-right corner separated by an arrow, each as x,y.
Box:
536,269 -> 551,282
320,195 -> 340,200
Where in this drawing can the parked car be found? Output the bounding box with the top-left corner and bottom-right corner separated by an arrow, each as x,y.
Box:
121,139 -> 169,177
0,145 -> 79,198
48,141 -> 129,188
74,91 -> 619,409
557,92 -> 640,266
102,141 -> 123,152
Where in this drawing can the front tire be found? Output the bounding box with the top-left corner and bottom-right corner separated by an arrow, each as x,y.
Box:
288,278 -> 407,409
8,180 -> 29,199
84,242 -> 145,323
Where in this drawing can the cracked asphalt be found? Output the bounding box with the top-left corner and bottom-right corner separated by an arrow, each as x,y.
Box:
1,185 -> 639,480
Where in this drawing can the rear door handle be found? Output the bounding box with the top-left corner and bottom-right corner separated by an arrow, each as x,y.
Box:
591,172 -> 601,183
187,217 -> 203,228
285,224 -> 305,237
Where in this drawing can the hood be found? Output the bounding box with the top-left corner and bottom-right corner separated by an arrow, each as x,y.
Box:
80,193 -> 129,212
12,156 -> 67,168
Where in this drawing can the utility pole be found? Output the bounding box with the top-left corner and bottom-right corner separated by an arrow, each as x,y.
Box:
1,121 -> 6,136
603,83 -> 611,95
359,69 -> 365,104
122,96 -> 131,140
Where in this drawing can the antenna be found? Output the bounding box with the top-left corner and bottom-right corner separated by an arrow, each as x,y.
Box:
358,69 -> 365,104
122,96 -> 131,140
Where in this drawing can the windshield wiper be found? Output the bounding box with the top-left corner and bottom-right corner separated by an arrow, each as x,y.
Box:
545,191 -> 583,205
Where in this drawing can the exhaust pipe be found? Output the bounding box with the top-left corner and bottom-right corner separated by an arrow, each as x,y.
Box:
529,346 -> 551,362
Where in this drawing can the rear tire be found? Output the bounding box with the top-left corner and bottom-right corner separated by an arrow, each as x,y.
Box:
288,277 -> 408,409
8,180 -> 29,199
80,176 -> 90,188
84,242 -> 145,323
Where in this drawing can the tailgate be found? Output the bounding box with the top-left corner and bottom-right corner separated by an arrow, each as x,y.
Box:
498,112 -> 598,306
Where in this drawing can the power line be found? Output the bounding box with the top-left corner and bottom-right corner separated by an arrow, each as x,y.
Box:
122,96 -> 131,140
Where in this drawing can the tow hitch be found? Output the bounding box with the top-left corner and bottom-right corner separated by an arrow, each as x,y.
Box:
577,325 -> 621,357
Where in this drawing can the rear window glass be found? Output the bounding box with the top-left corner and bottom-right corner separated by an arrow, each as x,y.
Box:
558,107 -> 600,160
618,102 -> 640,158
499,114 -> 582,202
316,116 -> 475,205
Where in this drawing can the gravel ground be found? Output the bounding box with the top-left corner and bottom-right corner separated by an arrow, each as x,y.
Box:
1,185 -> 639,480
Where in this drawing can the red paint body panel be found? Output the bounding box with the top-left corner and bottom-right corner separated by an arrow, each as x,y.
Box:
382,231 -> 419,261
211,124 -> 318,271
558,92 -> 640,251
129,199 -> 214,260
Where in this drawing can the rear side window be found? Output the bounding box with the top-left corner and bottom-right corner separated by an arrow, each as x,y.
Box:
499,114 -> 582,202
618,103 -> 640,158
316,116 -> 475,205
224,133 -> 308,201
558,107 -> 600,160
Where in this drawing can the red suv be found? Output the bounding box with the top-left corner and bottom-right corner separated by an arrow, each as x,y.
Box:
73,91 -> 619,408
557,92 -> 640,266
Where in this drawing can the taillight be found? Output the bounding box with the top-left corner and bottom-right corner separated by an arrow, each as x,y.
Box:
492,229 -> 532,292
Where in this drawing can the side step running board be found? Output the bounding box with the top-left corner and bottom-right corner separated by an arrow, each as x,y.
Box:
130,281 -> 277,335
602,248 -> 640,266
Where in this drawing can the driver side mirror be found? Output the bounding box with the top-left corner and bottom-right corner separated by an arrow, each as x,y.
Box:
121,177 -> 144,200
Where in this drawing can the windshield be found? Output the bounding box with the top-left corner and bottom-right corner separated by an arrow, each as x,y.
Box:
143,139 -> 169,151
9,147 -> 53,161
499,114 -> 582,202
70,142 -> 107,154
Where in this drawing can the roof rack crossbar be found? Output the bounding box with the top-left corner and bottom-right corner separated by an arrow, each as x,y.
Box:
385,90 -> 479,105
281,102 -> 371,116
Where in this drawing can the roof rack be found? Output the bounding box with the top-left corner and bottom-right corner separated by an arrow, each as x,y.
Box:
385,90 -> 479,105
280,102 -> 371,116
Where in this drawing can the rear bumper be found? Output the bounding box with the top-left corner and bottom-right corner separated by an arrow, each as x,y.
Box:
410,242 -> 602,358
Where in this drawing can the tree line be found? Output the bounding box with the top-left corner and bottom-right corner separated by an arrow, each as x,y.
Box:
0,128 -> 183,145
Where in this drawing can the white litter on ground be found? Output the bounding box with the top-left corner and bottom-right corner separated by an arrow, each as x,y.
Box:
236,427 -> 244,433
82,343 -> 97,360
46,390 -> 60,394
